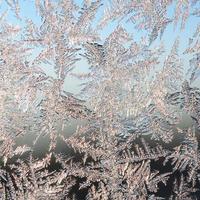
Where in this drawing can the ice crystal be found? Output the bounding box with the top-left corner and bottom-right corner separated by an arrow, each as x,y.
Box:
0,0 -> 200,199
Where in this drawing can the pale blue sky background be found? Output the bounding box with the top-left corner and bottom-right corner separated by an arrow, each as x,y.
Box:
1,0 -> 199,94
1,0 -> 199,153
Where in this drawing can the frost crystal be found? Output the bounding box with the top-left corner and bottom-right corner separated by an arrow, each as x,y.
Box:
0,0 -> 200,199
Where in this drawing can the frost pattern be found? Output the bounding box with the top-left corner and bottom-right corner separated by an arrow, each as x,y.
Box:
0,0 -> 200,199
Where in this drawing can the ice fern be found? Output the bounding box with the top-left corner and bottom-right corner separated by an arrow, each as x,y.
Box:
0,0 -> 200,199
